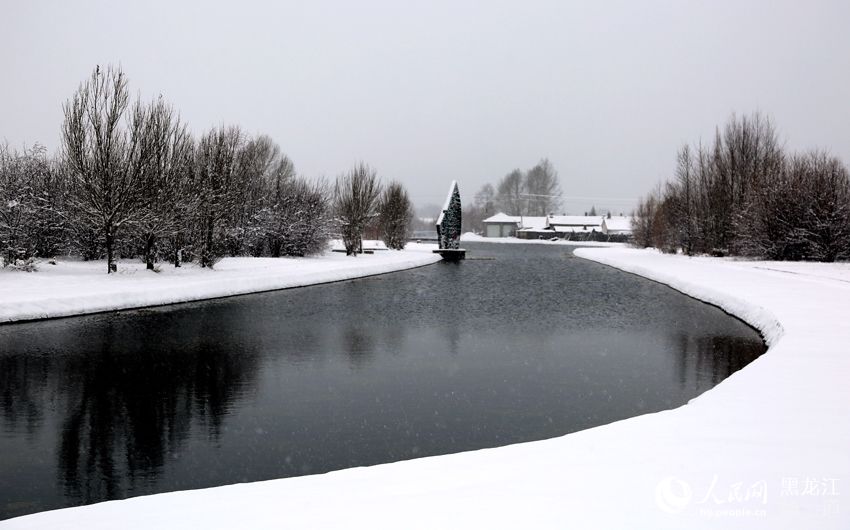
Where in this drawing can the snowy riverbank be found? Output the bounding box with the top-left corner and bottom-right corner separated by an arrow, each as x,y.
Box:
0,243 -> 441,324
5,247 -> 849,529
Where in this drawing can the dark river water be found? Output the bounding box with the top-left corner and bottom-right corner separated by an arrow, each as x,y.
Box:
0,243 -> 765,520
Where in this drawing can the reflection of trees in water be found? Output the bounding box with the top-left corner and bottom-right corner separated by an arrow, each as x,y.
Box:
342,324 -> 376,368
0,308 -> 261,507
0,354 -> 50,438
672,332 -> 765,393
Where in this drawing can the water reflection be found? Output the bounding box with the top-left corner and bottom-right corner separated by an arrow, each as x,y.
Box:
0,242 -> 765,520
0,308 -> 260,517
673,334 -> 764,391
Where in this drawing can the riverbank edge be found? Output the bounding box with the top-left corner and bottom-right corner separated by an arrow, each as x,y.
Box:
5,246 -> 848,529
0,249 -> 442,325
575,248 -> 783,346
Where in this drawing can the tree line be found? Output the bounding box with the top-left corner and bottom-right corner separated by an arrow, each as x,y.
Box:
633,111 -> 850,262
0,66 -> 413,272
462,158 -> 562,233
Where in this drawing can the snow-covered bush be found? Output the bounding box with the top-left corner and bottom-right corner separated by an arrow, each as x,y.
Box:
378,181 -> 413,250
333,163 -> 382,256
8,257 -> 38,272
633,112 -> 850,261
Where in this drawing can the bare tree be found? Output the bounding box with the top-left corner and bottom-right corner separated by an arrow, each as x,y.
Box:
713,112 -> 783,252
193,126 -> 243,267
671,144 -> 698,255
378,181 -> 413,250
62,65 -> 156,273
0,144 -> 37,265
496,169 -> 525,215
30,152 -> 68,259
737,151 -> 850,261
333,163 -> 381,256
135,98 -> 193,270
264,164 -> 332,258
800,153 -> 850,261
263,153 -> 296,257
524,158 -> 561,215
224,134 -> 280,257
634,111 -> 850,262
474,183 -> 496,213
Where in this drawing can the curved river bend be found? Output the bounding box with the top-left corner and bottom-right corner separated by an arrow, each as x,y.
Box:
0,243 -> 765,520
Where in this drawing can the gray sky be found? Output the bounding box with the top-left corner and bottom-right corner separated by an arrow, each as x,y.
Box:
2,0 -> 849,213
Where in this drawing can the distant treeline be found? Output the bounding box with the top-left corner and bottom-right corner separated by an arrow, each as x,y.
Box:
462,158 -> 562,233
634,112 -> 850,261
0,66 -> 413,272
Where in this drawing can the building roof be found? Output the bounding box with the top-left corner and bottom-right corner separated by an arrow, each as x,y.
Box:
546,215 -> 604,227
602,216 -> 633,232
519,217 -> 548,230
551,226 -> 595,233
482,212 -> 518,223
482,213 -> 549,231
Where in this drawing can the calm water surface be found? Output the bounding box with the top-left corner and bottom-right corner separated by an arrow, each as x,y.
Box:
0,243 -> 765,519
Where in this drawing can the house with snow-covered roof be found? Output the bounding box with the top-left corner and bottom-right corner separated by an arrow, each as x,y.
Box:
482,213 -> 548,237
482,212 -> 631,240
516,214 -> 603,239
601,216 -> 633,236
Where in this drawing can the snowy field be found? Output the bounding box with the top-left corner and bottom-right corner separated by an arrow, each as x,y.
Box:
0,242 -> 440,324
5,247 -> 849,529
461,232 -> 626,247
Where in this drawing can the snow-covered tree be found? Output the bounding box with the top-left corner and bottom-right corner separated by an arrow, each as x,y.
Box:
0,145 -> 37,265
261,154 -> 331,258
192,126 -> 243,267
378,181 -> 413,250
62,65 -> 158,273
224,135 -> 279,257
437,181 -> 462,250
333,163 -> 381,256
134,98 -> 193,270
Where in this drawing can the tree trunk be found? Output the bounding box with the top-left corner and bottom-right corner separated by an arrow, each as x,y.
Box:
145,233 -> 156,270
202,218 -> 214,268
172,234 -> 182,268
105,228 -> 117,274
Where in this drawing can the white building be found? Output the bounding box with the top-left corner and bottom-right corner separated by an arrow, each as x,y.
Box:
482,212 -> 633,239
601,216 -> 633,236
482,213 -> 548,237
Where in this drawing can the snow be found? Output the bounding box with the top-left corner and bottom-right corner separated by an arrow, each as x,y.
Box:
0,243 -> 441,324
481,213 -> 549,230
546,214 -> 603,227
480,212 -> 517,223
602,215 -> 633,232
435,180 -> 457,227
5,247 -> 850,529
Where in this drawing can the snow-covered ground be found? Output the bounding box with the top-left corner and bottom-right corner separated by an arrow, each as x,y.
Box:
461,231 -> 625,247
5,247 -> 849,529
0,242 -> 440,324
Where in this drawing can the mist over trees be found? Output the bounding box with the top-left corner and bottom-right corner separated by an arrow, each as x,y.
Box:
634,112 -> 850,262
0,65 -> 414,272
463,158 -> 562,233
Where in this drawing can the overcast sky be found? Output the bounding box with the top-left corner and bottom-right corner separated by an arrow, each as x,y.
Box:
2,0 -> 849,213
